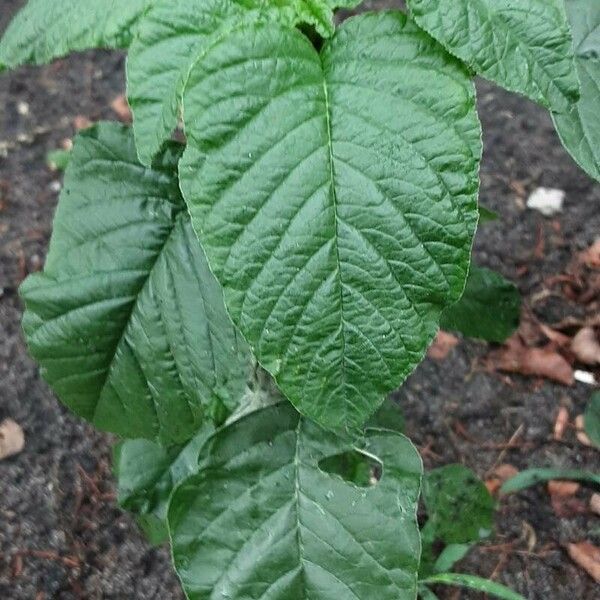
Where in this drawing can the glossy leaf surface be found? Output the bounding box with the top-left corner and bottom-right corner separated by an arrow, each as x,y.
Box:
553,0 -> 600,182
169,403 -> 423,599
407,0 -> 579,112
180,12 -> 481,431
20,123 -> 248,444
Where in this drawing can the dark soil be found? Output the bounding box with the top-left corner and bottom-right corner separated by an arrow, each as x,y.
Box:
1,1 -> 598,598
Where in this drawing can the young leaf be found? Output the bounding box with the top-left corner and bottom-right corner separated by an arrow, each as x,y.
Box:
168,402 -> 423,600
585,392 -> 600,448
501,468 -> 600,494
420,573 -> 526,600
440,266 -> 521,342
114,425 -> 214,545
422,464 -> 494,544
432,543 -> 472,574
406,0 -> 579,113
179,12 -> 481,431
0,0 -> 150,70
553,0 -> 600,182
20,123 -> 248,444
126,0 -> 363,166
479,205 -> 499,224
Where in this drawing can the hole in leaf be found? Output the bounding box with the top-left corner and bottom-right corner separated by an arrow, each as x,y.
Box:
318,450 -> 383,488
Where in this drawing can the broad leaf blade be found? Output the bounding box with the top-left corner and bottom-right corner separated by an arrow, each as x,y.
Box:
179,12 -> 481,431
127,0 -> 363,165
168,403 -> 423,600
20,123 -> 248,444
407,0 -> 579,112
0,0 -> 150,70
422,464 -> 494,544
440,266 -> 521,342
552,0 -> 600,182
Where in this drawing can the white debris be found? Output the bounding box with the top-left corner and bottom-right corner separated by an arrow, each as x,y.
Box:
49,180 -> 62,193
526,187 -> 565,216
17,101 -> 30,116
574,370 -> 597,385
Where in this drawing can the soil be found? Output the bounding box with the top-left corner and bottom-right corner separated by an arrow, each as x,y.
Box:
0,1 -> 599,598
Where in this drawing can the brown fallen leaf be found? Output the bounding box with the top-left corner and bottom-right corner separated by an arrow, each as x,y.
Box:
567,542 -> 600,583
579,239 -> 600,269
553,406 -> 570,440
575,414 -> 593,446
0,419 -> 25,460
487,335 -> 574,386
551,495 -> 588,518
111,94 -> 132,122
485,463 -> 519,496
571,327 -> 600,365
427,330 -> 459,360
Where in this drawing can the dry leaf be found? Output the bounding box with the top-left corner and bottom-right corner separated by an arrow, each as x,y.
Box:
487,335 -> 574,386
551,495 -> 588,518
575,414 -> 593,446
567,542 -> 600,583
580,240 -> 600,269
0,419 -> 25,460
571,327 -> 600,365
548,480 -> 580,497
111,94 -> 132,122
553,406 -> 570,440
427,330 -> 459,360
590,494 -> 600,516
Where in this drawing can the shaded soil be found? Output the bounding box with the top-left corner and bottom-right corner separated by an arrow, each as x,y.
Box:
1,1 -> 599,598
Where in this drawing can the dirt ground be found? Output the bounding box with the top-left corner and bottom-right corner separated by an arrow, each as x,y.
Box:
1,1 -> 599,598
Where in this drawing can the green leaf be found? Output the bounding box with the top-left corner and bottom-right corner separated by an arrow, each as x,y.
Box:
179,12 -> 481,431
432,544 -> 472,574
585,392 -> 600,448
501,468 -> 600,494
126,0 -> 362,166
0,0 -> 151,70
367,398 -> 405,433
553,0 -> 600,182
420,573 -> 526,600
418,586 -> 440,600
114,425 -> 214,545
20,123 -> 248,444
407,0 -> 580,112
440,266 -> 521,342
168,403 -> 423,600
422,464 -> 494,544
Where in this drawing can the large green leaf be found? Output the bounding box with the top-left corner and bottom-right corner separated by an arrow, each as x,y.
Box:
126,0 -> 362,166
553,0 -> 600,182
422,464 -> 494,544
407,0 -> 579,112
168,403 -> 423,600
114,425 -> 214,545
440,265 -> 521,342
179,12 -> 481,431
20,123 -> 248,444
0,0 -> 151,70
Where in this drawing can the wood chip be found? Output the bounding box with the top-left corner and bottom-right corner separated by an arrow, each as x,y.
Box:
571,327 -> 600,365
590,494 -> 600,516
427,330 -> 459,360
575,414 -> 593,446
553,406 -> 569,440
548,480 -> 580,497
485,464 -> 519,496
0,419 -> 25,460
111,94 -> 132,122
73,115 -> 92,130
579,239 -> 600,268
567,542 -> 600,583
